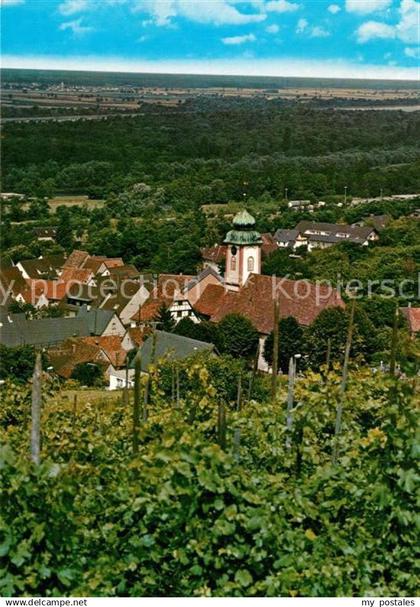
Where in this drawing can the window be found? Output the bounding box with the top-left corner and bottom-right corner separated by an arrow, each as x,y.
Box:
231,255 -> 236,271
247,256 -> 254,272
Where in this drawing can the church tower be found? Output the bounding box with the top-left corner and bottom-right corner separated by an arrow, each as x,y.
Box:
224,209 -> 262,291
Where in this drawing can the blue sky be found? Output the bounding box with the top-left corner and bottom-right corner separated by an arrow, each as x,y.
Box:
2,0 -> 419,79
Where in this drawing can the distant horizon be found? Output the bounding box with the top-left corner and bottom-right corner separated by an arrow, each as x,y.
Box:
2,57 -> 419,83
2,1 -> 419,84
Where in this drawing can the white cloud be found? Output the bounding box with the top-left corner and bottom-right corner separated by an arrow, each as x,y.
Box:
346,0 -> 392,14
59,18 -> 94,34
133,0 -> 266,26
357,0 -> 419,44
222,33 -> 256,44
328,4 -> 341,13
265,23 -> 280,32
1,0 -> 25,5
295,18 -> 329,37
311,25 -> 330,37
405,46 -> 420,57
396,0 -> 420,44
266,0 -> 300,12
296,17 -> 307,32
3,54 -> 418,81
356,20 -> 395,41
356,21 -> 395,44
58,0 -> 89,16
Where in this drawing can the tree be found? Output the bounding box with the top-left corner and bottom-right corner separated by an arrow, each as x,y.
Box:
154,303 -> 176,332
0,345 -> 36,383
71,362 -> 103,387
216,313 -> 259,360
56,209 -> 74,251
263,316 -> 304,373
306,304 -> 379,369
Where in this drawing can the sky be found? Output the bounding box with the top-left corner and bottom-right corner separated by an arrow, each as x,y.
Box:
1,0 -> 419,80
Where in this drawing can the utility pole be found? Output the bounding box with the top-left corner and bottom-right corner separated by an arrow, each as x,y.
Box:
271,301 -> 280,403
332,298 -> 356,465
31,350 -> 42,465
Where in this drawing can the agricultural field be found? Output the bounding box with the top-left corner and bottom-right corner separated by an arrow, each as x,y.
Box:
1,362 -> 418,596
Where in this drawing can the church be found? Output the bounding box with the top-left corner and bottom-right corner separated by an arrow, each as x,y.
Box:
195,209 -> 345,370
130,210 -> 345,372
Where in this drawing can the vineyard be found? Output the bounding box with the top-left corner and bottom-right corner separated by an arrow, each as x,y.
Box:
0,358 -> 418,597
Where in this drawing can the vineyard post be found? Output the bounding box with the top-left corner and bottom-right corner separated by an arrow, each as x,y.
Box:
236,373 -> 242,411
132,350 -> 142,454
247,339 -> 260,401
176,365 -> 180,409
123,360 -> 129,406
171,364 -> 175,405
332,298 -> 356,465
143,375 -> 149,421
233,428 -> 241,461
285,356 -> 296,450
217,402 -> 226,450
389,304 -> 399,377
326,337 -> 332,372
31,350 -> 42,465
72,393 -> 77,431
271,301 -> 280,403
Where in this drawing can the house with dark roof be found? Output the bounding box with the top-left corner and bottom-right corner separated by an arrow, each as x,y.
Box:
109,330 -> 215,389
16,254 -> 65,280
77,305 -> 125,336
294,221 -> 378,251
274,229 -> 299,248
0,315 -> 90,348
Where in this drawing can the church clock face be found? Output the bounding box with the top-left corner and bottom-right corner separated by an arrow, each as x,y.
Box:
231,245 -> 237,256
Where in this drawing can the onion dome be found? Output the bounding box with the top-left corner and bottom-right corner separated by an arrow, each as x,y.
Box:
224,209 -> 262,246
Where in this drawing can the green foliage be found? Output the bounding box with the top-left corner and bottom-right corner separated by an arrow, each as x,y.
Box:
0,345 -> 35,383
216,313 -> 259,360
154,304 -> 176,332
263,316 -> 304,372
56,210 -> 74,252
305,305 -> 379,369
71,363 -> 103,387
0,365 -> 418,596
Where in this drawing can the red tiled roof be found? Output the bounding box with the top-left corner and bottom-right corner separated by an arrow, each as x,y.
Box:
81,335 -> 127,367
201,245 -> 227,264
63,250 -> 90,269
194,284 -> 227,318
0,267 -> 28,296
401,307 -> 420,334
103,258 -> 125,269
26,279 -> 70,302
48,339 -> 106,379
126,326 -> 151,347
131,298 -> 167,322
83,256 -> 124,274
155,274 -> 195,299
60,268 -> 93,283
211,274 -> 345,334
261,233 -> 278,258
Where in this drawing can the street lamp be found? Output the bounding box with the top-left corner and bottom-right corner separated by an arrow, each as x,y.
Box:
344,186 -> 348,204
285,187 -> 288,202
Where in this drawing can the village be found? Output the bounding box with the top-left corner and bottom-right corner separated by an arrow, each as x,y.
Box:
1,208 -> 418,391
